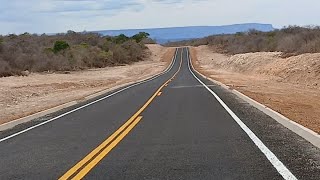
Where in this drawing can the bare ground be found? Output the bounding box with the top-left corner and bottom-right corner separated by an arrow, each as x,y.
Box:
191,45 -> 320,134
0,44 -> 175,125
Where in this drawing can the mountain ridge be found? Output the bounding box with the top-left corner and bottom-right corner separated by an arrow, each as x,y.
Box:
94,23 -> 274,44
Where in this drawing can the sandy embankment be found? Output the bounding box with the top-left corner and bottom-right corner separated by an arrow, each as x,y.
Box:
0,44 -> 175,125
192,45 -> 320,134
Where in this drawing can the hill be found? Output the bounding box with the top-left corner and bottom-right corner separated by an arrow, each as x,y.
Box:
94,23 -> 274,44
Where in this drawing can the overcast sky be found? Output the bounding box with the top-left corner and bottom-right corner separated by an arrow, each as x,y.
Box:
1,0 -> 320,34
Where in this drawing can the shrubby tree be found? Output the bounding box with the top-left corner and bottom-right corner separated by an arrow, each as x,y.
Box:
113,34 -> 129,44
131,32 -> 150,43
53,41 -> 70,53
67,30 -> 77,35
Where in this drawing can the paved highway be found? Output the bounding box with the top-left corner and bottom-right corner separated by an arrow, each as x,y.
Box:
0,47 -> 319,179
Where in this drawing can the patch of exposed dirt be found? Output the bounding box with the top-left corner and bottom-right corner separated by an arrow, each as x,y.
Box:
191,45 -> 320,134
0,44 -> 175,125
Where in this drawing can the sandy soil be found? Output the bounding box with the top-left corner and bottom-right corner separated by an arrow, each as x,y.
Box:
192,45 -> 320,134
0,44 -> 175,125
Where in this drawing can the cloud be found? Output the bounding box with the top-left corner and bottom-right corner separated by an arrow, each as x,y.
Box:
149,0 -> 184,4
39,0 -> 143,13
1,0 -> 320,34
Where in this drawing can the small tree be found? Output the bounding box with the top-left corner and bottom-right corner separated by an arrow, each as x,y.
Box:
53,40 -> 70,53
22,32 -> 31,36
113,34 -> 129,44
67,30 -> 76,35
131,32 -> 150,43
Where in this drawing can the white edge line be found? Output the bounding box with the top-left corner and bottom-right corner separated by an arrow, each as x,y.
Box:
185,48 -> 297,180
186,52 -> 320,148
0,49 -> 179,143
233,90 -> 320,138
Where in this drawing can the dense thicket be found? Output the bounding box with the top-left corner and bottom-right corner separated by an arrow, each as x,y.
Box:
0,31 -> 151,77
166,26 -> 320,56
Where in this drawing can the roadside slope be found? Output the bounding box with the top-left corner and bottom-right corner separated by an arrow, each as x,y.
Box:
0,44 -> 174,125
192,45 -> 320,133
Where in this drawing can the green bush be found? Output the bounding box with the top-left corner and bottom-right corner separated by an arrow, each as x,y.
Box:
131,32 -> 150,43
53,40 -> 70,53
113,34 -> 129,44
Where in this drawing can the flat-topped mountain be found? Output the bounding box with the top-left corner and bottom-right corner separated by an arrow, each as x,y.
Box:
94,23 -> 274,44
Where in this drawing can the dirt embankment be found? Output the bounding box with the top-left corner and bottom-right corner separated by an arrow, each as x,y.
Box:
0,44 -> 175,125
192,45 -> 320,134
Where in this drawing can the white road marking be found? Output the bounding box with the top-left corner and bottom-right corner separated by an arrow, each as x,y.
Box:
170,85 -> 216,89
0,49 -> 179,143
186,48 -> 297,180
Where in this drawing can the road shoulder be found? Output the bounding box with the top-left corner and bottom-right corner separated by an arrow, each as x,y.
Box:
189,47 -> 320,179
0,45 -> 175,131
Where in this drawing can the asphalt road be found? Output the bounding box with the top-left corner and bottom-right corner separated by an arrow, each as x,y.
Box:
0,47 -> 319,180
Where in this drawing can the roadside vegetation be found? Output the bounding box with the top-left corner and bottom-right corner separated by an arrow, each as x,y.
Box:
0,31 -> 152,77
166,26 -> 320,56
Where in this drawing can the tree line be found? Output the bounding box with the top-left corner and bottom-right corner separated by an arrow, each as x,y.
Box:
0,31 -> 152,77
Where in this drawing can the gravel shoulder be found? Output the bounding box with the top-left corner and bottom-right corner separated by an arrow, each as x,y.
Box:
191,45 -> 320,134
0,44 -> 174,125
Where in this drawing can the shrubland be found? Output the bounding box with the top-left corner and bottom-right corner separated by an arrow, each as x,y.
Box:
0,31 -> 151,77
166,26 -> 320,56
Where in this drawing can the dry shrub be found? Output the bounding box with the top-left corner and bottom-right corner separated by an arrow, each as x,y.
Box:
0,31 -> 149,77
166,26 -> 320,56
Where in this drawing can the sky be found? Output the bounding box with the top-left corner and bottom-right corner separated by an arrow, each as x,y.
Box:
1,0 -> 320,34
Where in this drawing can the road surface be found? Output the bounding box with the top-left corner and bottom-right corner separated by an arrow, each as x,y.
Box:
0,47 -> 319,179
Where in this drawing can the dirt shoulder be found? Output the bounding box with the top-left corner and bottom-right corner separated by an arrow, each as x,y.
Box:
191,45 -> 320,134
0,44 -> 175,125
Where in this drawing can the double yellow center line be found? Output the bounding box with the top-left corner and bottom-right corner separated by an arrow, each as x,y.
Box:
59,48 -> 183,180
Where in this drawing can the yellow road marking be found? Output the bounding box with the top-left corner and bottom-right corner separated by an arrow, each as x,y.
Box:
157,92 -> 162,96
59,48 -> 183,180
72,116 -> 143,180
58,115 -> 139,180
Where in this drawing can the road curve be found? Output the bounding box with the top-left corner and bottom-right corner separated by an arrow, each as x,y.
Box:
0,48 -> 319,179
